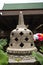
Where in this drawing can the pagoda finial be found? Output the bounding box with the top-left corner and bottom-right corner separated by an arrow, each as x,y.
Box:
18,11 -> 24,25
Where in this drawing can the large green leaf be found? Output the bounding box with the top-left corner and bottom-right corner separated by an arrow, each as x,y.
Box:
32,51 -> 43,65
0,39 -> 8,65
0,50 -> 8,65
0,45 -> 3,49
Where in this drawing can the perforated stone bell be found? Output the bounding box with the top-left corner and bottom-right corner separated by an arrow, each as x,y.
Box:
7,11 -> 37,63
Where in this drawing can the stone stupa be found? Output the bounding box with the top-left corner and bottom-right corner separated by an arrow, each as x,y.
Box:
7,11 -> 37,63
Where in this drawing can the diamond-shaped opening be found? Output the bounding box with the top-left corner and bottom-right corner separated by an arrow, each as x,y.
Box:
10,44 -> 12,46
31,43 -> 33,46
25,37 -> 28,41
29,32 -> 31,35
20,32 -> 23,36
15,38 -> 18,41
20,43 -> 24,47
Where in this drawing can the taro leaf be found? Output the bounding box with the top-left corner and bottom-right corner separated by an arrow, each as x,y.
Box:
0,50 -> 8,65
32,51 -> 43,65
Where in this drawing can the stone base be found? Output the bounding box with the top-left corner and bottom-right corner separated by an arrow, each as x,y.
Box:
8,58 -> 38,65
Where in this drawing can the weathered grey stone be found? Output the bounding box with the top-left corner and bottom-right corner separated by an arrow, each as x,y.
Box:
7,11 -> 37,64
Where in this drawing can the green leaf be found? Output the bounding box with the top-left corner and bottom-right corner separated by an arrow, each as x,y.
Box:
0,39 -> 7,47
32,51 -> 43,65
0,45 -> 3,50
40,46 -> 43,53
0,50 -> 8,65
0,39 -> 8,65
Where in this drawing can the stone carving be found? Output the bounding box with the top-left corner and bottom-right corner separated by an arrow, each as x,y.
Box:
7,11 -> 37,63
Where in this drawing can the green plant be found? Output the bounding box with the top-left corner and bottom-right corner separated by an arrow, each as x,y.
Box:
0,39 -> 7,50
0,39 -> 8,65
40,46 -> 43,53
0,50 -> 8,65
32,51 -> 43,65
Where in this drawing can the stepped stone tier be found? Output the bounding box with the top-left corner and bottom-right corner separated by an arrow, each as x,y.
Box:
7,11 -> 37,63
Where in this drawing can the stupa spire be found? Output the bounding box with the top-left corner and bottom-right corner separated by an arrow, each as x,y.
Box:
18,11 -> 24,25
